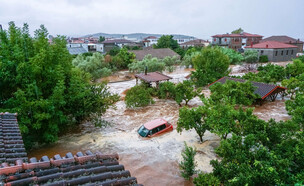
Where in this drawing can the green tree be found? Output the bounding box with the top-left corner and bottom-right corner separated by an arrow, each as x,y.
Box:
125,85 -> 154,108
107,46 -> 120,56
286,93 -> 304,129
231,28 -> 244,34
158,81 -> 176,99
179,142 -> 197,180
259,55 -> 269,62
175,80 -> 201,106
0,23 -> 119,147
99,36 -> 105,42
285,59 -> 304,78
154,35 -> 179,50
191,47 -> 230,87
244,49 -> 259,63
209,80 -> 260,106
177,106 -> 209,142
221,47 -> 244,64
111,47 -> 135,70
72,52 -> 112,80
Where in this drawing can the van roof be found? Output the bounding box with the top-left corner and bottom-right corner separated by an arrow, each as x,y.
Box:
144,118 -> 167,130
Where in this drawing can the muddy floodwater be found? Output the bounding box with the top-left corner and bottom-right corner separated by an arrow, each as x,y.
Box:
28,65 -> 291,186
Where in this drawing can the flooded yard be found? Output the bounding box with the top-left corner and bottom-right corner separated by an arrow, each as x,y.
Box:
28,65 -> 291,186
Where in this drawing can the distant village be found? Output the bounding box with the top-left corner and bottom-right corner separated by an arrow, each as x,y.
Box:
60,31 -> 303,62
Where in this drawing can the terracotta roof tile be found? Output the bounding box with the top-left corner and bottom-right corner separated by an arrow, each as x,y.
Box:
245,41 -> 298,49
212,32 -> 263,38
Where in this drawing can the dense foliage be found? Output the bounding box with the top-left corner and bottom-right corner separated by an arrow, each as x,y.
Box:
259,55 -> 269,62
181,47 -> 201,68
128,55 -> 180,73
180,58 -> 304,185
179,142 -> 197,180
0,22 -> 119,147
221,47 -> 244,64
191,47 -> 230,87
244,49 -> 258,63
72,52 -> 112,80
154,35 -> 186,57
110,48 -> 135,70
157,81 -> 176,99
125,84 -> 155,108
209,80 -> 260,105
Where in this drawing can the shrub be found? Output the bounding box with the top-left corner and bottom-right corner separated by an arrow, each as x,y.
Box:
244,50 -> 259,63
125,85 -> 154,108
179,142 -> 197,180
158,81 -> 176,99
128,55 -> 165,73
259,55 -> 269,62
193,172 -> 221,186
175,80 -> 201,106
221,47 -> 244,64
72,52 -> 112,80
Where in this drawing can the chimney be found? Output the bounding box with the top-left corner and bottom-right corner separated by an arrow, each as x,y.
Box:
266,44 -> 268,48
144,66 -> 147,75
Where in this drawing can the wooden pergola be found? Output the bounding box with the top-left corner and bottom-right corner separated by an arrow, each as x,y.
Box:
134,71 -> 172,88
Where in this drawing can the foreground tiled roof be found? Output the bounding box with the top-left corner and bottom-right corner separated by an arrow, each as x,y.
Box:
130,48 -> 180,61
245,41 -> 298,49
209,77 -> 286,100
135,72 -> 172,83
0,113 -> 141,185
0,151 -> 140,186
261,35 -> 304,44
212,32 -> 263,38
0,113 -> 28,164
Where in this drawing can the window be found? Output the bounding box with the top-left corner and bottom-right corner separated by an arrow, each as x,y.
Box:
291,50 -> 294,55
275,51 -> 278,56
281,51 -> 283,56
159,124 -> 166,131
261,50 -> 264,54
286,50 -> 289,55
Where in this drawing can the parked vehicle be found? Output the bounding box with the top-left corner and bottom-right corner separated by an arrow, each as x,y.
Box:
138,118 -> 173,137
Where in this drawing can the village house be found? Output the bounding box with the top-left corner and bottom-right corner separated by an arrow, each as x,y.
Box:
129,48 -> 180,61
179,39 -> 210,49
261,35 -> 303,53
101,38 -> 134,53
244,41 -> 297,62
66,37 -> 103,55
143,36 -> 159,47
212,32 -> 263,50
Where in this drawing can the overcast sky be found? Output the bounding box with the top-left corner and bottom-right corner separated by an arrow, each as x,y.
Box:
0,0 -> 303,39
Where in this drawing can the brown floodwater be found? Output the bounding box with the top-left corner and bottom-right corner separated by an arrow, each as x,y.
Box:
28,65 -> 291,186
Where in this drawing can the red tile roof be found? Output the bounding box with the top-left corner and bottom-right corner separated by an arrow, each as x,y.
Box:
261,35 -> 304,44
209,77 -> 286,100
180,39 -> 209,46
0,113 -> 28,164
212,32 -> 263,38
101,39 -> 133,44
135,72 -> 172,83
245,41 -> 298,49
0,113 -> 141,186
144,36 -> 158,40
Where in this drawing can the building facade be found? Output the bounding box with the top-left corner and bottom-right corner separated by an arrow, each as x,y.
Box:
212,32 -> 263,50
244,41 -> 297,62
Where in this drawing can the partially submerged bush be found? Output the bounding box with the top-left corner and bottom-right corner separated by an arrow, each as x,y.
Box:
244,50 -> 259,63
125,85 -> 154,108
259,55 -> 269,62
179,142 -> 197,180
